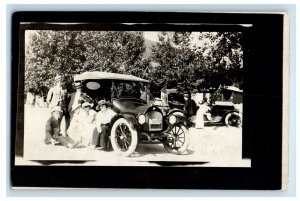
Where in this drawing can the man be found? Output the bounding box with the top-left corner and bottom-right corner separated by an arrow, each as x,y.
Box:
47,75 -> 64,108
47,75 -> 70,134
92,100 -> 116,149
44,106 -> 76,148
183,93 -> 197,119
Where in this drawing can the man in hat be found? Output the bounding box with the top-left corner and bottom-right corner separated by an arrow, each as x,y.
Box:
47,75 -> 70,135
44,106 -> 76,148
47,75 -> 64,108
91,100 -> 116,149
183,92 -> 197,119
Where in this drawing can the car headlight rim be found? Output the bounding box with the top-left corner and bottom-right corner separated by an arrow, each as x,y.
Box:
138,114 -> 146,125
169,115 -> 177,125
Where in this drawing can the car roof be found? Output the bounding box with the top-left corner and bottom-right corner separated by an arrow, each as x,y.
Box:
74,71 -> 150,83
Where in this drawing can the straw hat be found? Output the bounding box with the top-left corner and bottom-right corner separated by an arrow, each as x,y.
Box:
98,100 -> 108,106
51,106 -> 63,113
82,102 -> 93,108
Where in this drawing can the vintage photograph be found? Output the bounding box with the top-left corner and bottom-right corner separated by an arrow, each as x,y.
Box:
15,28 -> 248,167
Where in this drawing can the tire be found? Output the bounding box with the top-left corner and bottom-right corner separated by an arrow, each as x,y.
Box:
163,124 -> 189,154
110,118 -> 138,157
224,112 -> 242,127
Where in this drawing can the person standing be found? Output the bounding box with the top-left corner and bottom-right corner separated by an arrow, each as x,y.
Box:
47,75 -> 64,108
183,93 -> 197,119
195,99 -> 211,129
44,106 -> 76,148
47,75 -> 70,134
160,87 -> 168,107
26,88 -> 36,107
92,100 -> 116,150
68,82 -> 83,121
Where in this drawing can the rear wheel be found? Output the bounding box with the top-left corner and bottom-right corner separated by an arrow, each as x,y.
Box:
163,124 -> 189,154
110,118 -> 138,156
225,112 -> 242,127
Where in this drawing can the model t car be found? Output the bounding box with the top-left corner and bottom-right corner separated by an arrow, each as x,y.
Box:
74,71 -> 189,156
156,88 -> 242,127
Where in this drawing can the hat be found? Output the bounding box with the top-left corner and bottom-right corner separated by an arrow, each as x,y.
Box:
55,75 -> 62,81
98,100 -> 108,106
82,102 -> 94,108
51,106 -> 63,113
95,100 -> 108,110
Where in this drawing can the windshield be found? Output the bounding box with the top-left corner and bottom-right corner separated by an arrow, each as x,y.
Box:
168,92 -> 185,104
113,81 -> 149,102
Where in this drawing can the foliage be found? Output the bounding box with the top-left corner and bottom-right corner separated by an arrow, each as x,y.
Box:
195,32 -> 243,89
149,32 -> 196,93
25,30 -> 243,95
149,31 -> 243,93
25,31 -> 146,93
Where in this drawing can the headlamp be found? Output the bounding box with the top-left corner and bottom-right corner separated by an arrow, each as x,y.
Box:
169,115 -> 177,124
138,114 -> 146,125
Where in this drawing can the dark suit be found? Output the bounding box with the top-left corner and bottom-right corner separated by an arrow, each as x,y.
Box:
184,99 -> 197,118
44,116 -> 74,147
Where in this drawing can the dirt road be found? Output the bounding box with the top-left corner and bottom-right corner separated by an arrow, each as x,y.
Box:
15,105 -> 250,167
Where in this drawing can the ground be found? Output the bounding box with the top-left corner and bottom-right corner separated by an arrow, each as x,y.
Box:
15,105 -> 250,167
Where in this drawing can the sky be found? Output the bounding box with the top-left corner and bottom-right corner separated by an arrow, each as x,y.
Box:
144,31 -> 159,42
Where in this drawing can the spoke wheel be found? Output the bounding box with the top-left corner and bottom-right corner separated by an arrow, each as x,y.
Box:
225,112 -> 242,127
163,124 -> 189,154
111,118 -> 138,156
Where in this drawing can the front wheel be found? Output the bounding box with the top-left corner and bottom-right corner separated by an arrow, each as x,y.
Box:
110,118 -> 138,157
225,112 -> 242,127
163,124 -> 189,154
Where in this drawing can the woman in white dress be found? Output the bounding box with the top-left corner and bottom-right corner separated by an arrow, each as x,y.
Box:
195,100 -> 211,129
67,105 -> 83,145
67,102 -> 97,147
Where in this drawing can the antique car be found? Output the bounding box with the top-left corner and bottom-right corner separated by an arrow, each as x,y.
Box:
155,88 -> 242,127
74,71 -> 189,156
203,102 -> 242,127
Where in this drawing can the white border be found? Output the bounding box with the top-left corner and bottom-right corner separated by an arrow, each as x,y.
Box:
2,2 -> 297,199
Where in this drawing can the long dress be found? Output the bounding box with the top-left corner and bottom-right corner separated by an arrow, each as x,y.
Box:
195,103 -> 210,129
67,109 -> 82,144
67,109 -> 97,146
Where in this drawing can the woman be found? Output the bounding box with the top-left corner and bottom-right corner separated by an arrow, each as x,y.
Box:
195,99 -> 211,129
66,105 -> 83,146
67,102 -> 97,147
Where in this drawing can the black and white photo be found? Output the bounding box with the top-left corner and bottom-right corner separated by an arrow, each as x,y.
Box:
11,11 -> 286,189
16,28 -> 248,167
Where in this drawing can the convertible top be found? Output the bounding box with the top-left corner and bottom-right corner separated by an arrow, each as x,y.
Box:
74,71 -> 150,83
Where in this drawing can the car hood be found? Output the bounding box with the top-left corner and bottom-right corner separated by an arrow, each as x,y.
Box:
112,98 -> 150,114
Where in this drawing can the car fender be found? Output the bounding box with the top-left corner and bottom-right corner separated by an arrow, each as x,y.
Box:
110,113 -> 138,130
167,109 -> 189,126
167,108 -> 185,117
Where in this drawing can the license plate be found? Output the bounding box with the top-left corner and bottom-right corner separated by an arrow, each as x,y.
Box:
149,118 -> 162,124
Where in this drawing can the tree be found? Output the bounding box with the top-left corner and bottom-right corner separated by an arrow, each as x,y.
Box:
25,31 -> 147,93
149,32 -> 197,93
194,32 -> 243,89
